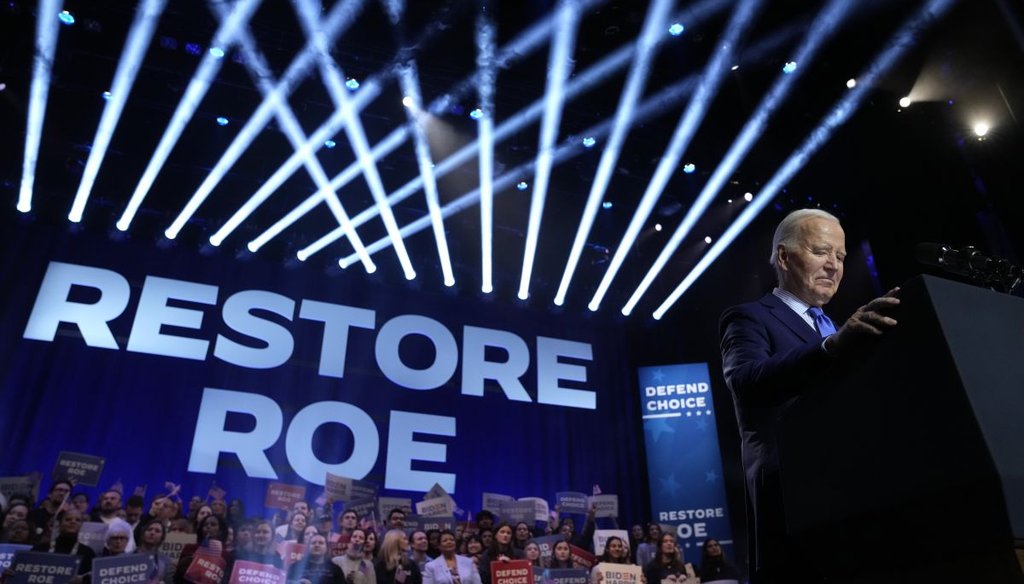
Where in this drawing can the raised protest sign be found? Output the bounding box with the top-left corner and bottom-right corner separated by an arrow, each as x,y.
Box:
344,498 -> 376,520
184,552 -> 227,584
324,473 -> 353,501
491,559 -> 533,584
278,542 -> 305,568
264,483 -> 306,510
402,514 -> 423,532
0,545 -> 31,571
518,497 -> 549,523
8,551 -> 81,584
595,564 -> 642,584
0,476 -> 40,502
592,530 -> 629,556
501,501 -> 536,524
228,560 -> 286,584
415,496 -> 454,517
378,497 -> 412,522
94,553 -> 152,584
78,521 -> 109,553
481,493 -> 513,513
351,480 -> 378,501
568,546 -> 595,570
52,451 -> 105,486
554,492 -> 588,515
532,568 -> 588,584
159,532 -> 197,565
424,483 -> 449,500
586,495 -> 618,518
532,535 -> 562,563
419,516 -> 456,531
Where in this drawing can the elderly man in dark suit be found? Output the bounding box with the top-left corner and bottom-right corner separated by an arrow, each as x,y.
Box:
719,209 -> 900,583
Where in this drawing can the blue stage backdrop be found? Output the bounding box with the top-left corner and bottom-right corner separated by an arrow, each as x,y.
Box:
638,363 -> 734,557
0,219 -> 645,521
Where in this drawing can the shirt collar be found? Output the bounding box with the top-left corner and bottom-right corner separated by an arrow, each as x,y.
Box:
773,287 -> 813,316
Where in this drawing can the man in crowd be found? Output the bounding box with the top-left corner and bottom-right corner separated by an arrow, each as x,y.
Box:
28,480 -> 72,532
719,208 -> 900,583
387,508 -> 406,529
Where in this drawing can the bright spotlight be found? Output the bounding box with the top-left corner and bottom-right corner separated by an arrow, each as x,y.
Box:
655,223 -> 663,232
582,136 -> 596,148
731,64 -> 739,71
402,95 -> 413,108
216,116 -> 229,126
102,91 -> 112,100
973,121 -> 990,137
744,191 -> 753,201
345,78 -> 359,90
846,78 -> 856,88
517,181 -> 529,191
899,96 -> 911,108
209,47 -> 225,58
602,201 -> 613,209
782,61 -> 797,74
668,22 -> 684,36
682,163 -> 696,173
704,236 -> 713,244
58,10 -> 75,25
324,139 -> 336,149
470,108 -> 484,120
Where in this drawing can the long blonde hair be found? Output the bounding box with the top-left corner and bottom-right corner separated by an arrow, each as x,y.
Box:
377,529 -> 409,570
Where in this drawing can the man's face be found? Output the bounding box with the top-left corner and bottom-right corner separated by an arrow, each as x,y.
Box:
100,491 -> 122,513
341,511 -> 357,529
411,531 -> 428,551
389,511 -> 405,528
49,483 -> 71,504
293,502 -> 309,517
126,505 -> 143,524
778,217 -> 846,307
153,498 -> 175,520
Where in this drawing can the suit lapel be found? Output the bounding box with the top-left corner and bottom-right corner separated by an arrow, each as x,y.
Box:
759,293 -> 820,344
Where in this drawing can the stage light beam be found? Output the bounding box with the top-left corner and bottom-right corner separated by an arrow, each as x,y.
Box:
476,12 -> 498,293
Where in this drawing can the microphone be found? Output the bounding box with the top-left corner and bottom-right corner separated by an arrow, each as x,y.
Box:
915,242 -> 1021,293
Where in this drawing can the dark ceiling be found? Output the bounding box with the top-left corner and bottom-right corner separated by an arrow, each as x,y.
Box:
1,0 -> 1022,326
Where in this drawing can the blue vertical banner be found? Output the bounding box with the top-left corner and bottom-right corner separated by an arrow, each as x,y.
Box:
638,363 -> 733,557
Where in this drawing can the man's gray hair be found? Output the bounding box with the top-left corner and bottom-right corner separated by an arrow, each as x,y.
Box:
769,208 -> 841,270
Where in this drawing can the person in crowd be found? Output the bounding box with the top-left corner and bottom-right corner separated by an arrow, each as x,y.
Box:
234,521 -> 254,556
92,490 -> 124,524
478,530 -> 493,551
174,515 -> 234,584
474,512 -> 495,534
522,542 -> 541,568
634,524 -> 661,567
463,536 -> 483,564
290,534 -> 345,584
590,537 -> 632,584
210,499 -> 227,520
1,518 -> 34,545
375,529 -> 422,584
629,525 -> 644,561
31,509 -> 95,576
192,505 -> 214,535
512,523 -> 531,552
548,540 -> 574,569
338,510 -> 359,539
555,505 -> 597,552
642,533 -> 695,584
422,530 -> 480,584
239,519 -> 282,567
187,497 -> 203,523
479,523 -> 521,584
387,509 -> 406,530
72,493 -> 91,516
364,531 -> 378,563
315,511 -> 334,540
99,519 -> 133,558
408,530 -> 432,572
2,502 -> 30,532
28,481 -> 72,532
135,519 -> 173,584
277,511 -> 309,543
169,519 -> 193,534
227,500 -> 245,526
333,528 -> 376,584
125,496 -> 145,529
425,530 -> 440,559
293,501 -> 312,521
697,539 -> 741,582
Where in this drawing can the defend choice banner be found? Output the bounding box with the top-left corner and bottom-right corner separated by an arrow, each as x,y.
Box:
637,363 -> 733,550
93,554 -> 153,584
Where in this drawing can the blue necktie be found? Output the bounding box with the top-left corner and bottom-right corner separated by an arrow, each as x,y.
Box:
808,306 -> 836,337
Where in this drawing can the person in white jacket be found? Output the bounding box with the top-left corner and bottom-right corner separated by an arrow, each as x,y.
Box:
422,530 -> 480,584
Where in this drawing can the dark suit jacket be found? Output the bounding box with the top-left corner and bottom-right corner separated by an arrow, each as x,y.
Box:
719,292 -> 833,575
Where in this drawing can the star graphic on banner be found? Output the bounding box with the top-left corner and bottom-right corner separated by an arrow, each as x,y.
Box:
659,473 -> 682,497
696,411 -> 703,416
686,411 -> 692,417
705,470 -> 720,483
695,419 -> 708,431
651,369 -> 666,382
645,418 -> 676,442
705,410 -> 713,416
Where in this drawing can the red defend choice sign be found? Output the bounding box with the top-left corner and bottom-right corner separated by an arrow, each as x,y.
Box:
491,560 -> 534,584
264,483 -> 307,510
229,561 -> 287,584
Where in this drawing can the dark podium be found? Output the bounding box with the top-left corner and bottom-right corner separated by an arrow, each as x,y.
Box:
777,275 -> 1024,582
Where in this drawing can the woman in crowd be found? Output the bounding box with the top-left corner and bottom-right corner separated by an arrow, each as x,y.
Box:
375,529 -> 422,584
522,542 -> 541,568
548,540 -> 574,569
192,505 -> 214,534
634,524 -> 661,567
426,530 -> 440,559
697,539 -> 740,583
629,525 -> 644,562
408,530 -> 432,572
240,519 -> 283,567
512,523 -> 531,551
99,519 -> 133,558
277,511 -> 308,542
169,519 -> 193,534
333,528 -> 376,584
1,503 -> 29,531
136,519 -> 173,584
463,535 -> 483,564
478,529 -> 493,552
31,509 -> 95,576
363,530 -> 378,563
479,523 -> 521,584
590,537 -> 632,584
234,521 -> 254,556
71,493 -> 91,517
0,518 -> 34,545
175,514 -> 235,584
422,530 -> 480,584
642,533 -> 694,584
227,500 -> 245,526
290,534 -> 344,584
